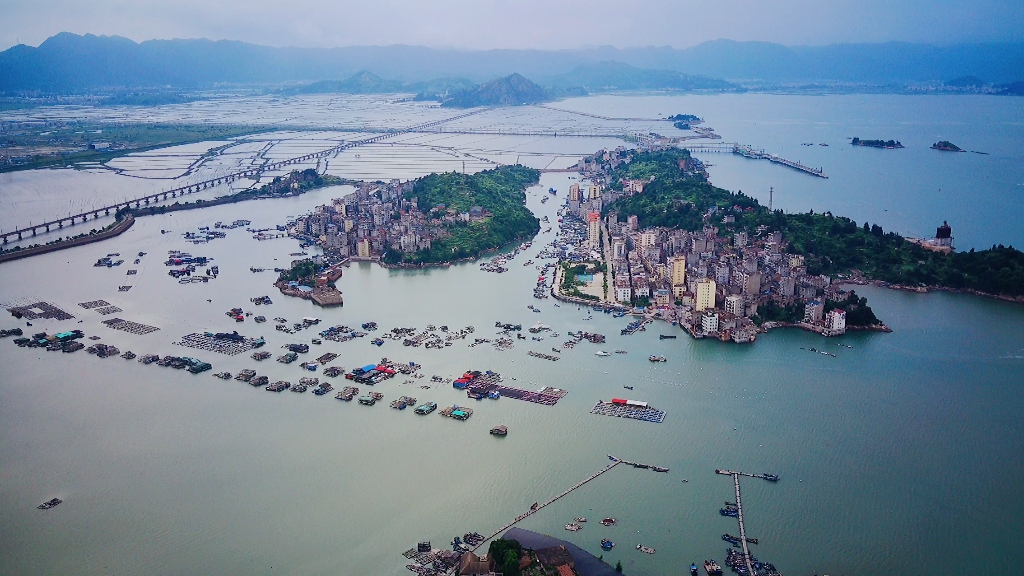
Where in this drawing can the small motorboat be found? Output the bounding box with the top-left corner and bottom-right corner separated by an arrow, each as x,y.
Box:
636,544 -> 655,554
623,385 -> 633,390
574,517 -> 587,523
565,523 -> 581,531
691,563 -> 699,576
601,539 -> 615,550
595,351 -> 610,357
600,518 -> 616,526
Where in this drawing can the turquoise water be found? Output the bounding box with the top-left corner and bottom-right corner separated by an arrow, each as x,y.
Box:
1,96 -> 1024,576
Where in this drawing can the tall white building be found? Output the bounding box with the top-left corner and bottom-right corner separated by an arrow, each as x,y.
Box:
824,309 -> 847,336
587,212 -> 601,250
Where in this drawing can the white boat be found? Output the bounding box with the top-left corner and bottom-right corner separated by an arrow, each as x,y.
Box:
595,351 -> 611,357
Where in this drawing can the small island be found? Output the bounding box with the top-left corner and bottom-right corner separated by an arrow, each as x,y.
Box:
851,137 -> 904,149
931,140 -> 964,152
668,113 -> 702,130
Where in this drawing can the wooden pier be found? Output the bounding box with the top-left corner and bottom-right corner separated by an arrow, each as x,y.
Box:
466,459 -> 622,558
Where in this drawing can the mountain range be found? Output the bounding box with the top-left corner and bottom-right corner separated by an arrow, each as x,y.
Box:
1,32 -> 1022,94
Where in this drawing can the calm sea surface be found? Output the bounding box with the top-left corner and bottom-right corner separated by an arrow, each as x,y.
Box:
1,95 -> 1023,576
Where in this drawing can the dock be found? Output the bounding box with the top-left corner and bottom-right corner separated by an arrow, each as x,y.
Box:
468,459 -> 622,556
715,469 -> 780,576
679,142 -> 828,178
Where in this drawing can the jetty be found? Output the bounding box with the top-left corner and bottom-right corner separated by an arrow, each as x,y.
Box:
715,469 -> 780,576
678,142 -> 828,178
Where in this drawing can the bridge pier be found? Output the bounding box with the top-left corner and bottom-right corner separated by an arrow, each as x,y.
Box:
32,228 -> 36,236
105,208 -> 110,215
45,225 -> 50,232
135,201 -> 140,208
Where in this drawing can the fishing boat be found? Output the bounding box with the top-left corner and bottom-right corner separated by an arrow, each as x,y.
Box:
565,523 -> 581,531
691,563 -> 699,576
600,518 -> 616,526
574,517 -> 587,523
490,425 -> 508,436
600,539 -> 615,550
414,402 -> 437,415
636,544 -> 655,554
704,560 -> 723,575
37,498 -> 62,510
648,355 -> 667,362
595,350 -> 611,357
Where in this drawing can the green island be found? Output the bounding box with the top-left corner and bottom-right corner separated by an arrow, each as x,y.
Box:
851,137 -> 904,149
931,140 -> 964,152
668,113 -> 702,129
382,165 -> 540,264
607,147 -> 1024,300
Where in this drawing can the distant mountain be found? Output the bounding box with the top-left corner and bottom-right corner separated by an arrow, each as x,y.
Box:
441,73 -> 550,107
1,33 -> 1023,93
284,71 -> 403,94
545,61 -> 738,91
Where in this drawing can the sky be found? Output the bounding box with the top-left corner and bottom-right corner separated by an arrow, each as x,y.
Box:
2,0 -> 1023,51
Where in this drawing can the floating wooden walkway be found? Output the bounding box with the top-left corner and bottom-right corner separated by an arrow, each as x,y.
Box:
467,459 -> 622,557
678,142 -> 828,178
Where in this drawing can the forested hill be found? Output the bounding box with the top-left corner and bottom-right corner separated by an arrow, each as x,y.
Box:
387,165 -> 540,264
607,148 -> 1024,298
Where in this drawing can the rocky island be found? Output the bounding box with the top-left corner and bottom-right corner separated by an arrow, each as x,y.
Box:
931,140 -> 964,152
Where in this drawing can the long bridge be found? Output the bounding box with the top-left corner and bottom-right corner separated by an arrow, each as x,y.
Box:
678,142 -> 829,178
1,110 -> 484,244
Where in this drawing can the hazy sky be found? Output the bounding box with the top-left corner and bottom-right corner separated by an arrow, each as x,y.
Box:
2,0 -> 1022,51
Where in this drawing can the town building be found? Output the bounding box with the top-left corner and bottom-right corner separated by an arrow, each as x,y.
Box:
695,279 -> 716,311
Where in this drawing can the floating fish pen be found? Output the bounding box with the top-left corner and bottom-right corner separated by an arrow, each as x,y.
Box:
591,400 -> 666,423
86,343 -> 120,358
316,352 -> 338,364
537,387 -> 568,398
249,375 -> 269,388
118,286 -> 132,292
4,300 -> 75,321
267,380 -> 291,392
156,355 -> 186,368
235,369 -> 257,382
94,306 -> 123,315
336,386 -> 359,401
177,332 -> 261,356
62,341 -> 85,353
121,351 -> 136,360
457,370 -> 564,405
79,300 -> 111,309
527,351 -> 560,361
213,372 -> 233,379
277,352 -> 298,363
299,377 -> 319,387
390,396 -> 417,410
251,351 -> 271,361
439,405 -> 474,420
323,366 -> 345,378
139,354 -> 160,364
101,318 -> 160,335
312,382 -> 334,395
290,382 -> 309,393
